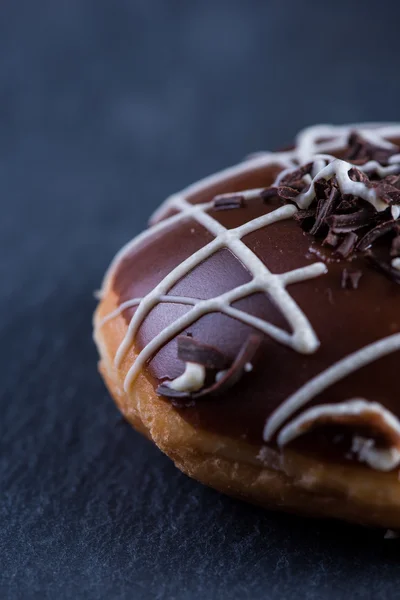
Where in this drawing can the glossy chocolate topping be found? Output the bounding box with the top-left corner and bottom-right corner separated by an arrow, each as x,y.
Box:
109,125 -> 400,467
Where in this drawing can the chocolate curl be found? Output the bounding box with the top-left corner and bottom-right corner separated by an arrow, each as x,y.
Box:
293,209 -> 316,230
322,230 -> 340,248
202,334 -> 262,397
279,162 -> 313,185
310,184 -> 340,236
157,334 -> 262,402
345,131 -> 400,164
176,335 -> 229,370
372,181 -> 400,205
275,186 -> 300,201
327,208 -> 375,233
385,175 -> 400,189
357,220 -> 400,252
335,232 -> 358,258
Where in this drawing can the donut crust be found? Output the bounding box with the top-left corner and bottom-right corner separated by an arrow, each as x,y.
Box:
94,289 -> 400,529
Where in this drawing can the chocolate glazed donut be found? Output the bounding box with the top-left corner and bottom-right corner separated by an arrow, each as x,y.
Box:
94,123 -> 400,528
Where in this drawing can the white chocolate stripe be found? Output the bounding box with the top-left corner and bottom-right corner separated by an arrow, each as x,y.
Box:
99,295 -> 199,327
264,333 -> 400,442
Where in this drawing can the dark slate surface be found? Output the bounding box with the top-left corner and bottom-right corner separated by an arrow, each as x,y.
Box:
2,1 -> 400,598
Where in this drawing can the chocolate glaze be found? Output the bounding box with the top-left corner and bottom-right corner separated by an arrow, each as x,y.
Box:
112,147 -> 400,462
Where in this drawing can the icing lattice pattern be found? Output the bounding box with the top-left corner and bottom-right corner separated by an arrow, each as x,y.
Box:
99,123 -> 400,471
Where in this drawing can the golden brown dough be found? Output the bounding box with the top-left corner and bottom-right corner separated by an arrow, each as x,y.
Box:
94,123 -> 400,528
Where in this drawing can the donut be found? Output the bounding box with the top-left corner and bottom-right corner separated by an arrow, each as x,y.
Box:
94,123 -> 400,528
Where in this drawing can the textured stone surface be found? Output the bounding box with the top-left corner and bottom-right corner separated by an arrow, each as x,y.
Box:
2,1 -> 400,598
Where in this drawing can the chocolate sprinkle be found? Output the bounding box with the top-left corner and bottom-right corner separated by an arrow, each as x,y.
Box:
213,194 -> 245,211
357,220 -> 400,252
385,175 -> 400,188
280,131 -> 400,284
275,186 -> 300,201
279,162 -> 313,185
348,167 -> 370,184
335,232 -> 358,258
176,335 -> 229,370
310,185 -> 340,236
322,230 -> 340,248
341,268 -> 362,290
372,181 -> 400,205
327,208 -> 374,233
293,209 -> 315,227
345,132 -> 399,165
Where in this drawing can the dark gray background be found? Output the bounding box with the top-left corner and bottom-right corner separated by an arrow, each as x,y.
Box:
1,1 -> 400,598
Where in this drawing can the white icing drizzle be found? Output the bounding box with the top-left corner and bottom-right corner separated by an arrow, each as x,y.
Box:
119,202 -> 327,392
277,399 -> 400,471
351,436 -> 400,472
264,333 -> 400,442
296,158 -> 394,212
168,362 -> 206,393
99,123 -> 400,467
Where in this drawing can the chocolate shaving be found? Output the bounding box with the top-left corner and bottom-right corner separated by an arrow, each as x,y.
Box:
336,197 -> 359,212
372,181 -> 400,205
313,179 -> 331,200
327,208 -> 374,233
278,131 -> 400,284
391,236 -> 400,257
293,209 -> 315,226
279,162 -> 313,185
348,167 -> 370,184
310,185 -> 340,235
385,175 -> 400,189
322,230 -> 340,248
345,132 -> 399,165
176,335 -> 229,370
157,334 -> 262,403
285,178 -> 308,192
260,187 -> 278,201
357,220 -> 400,252
341,268 -> 362,290
199,334 -> 262,397
335,232 -> 358,258
345,132 -> 369,161
213,194 -> 245,211
275,186 -> 300,201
